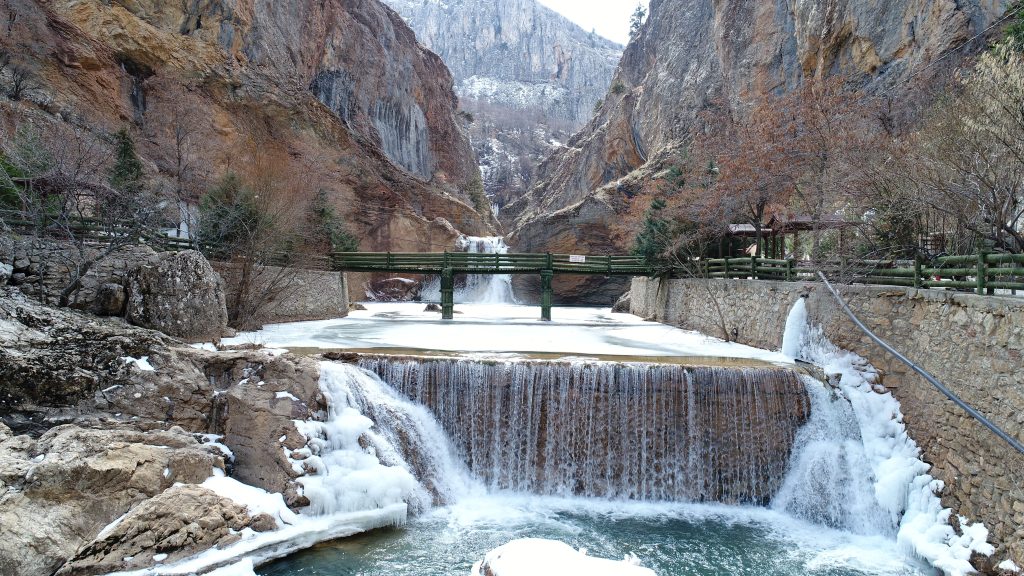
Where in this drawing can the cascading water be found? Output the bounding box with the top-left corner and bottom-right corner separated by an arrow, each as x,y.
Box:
421,235 -> 517,304
359,357 -> 811,504
294,362 -> 479,518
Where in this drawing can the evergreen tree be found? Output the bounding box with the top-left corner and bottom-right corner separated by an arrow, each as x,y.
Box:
308,189 -> 359,252
109,128 -> 143,194
1003,1 -> 1024,50
631,197 -> 669,265
629,3 -> 646,40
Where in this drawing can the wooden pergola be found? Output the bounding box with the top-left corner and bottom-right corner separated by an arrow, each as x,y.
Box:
722,216 -> 859,259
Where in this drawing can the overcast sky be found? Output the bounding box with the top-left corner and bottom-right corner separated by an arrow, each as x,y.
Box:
536,0 -> 649,45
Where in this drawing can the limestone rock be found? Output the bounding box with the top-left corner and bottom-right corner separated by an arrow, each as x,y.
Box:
383,0 -> 622,205
55,484 -> 251,576
223,357 -> 322,494
124,250 -> 228,342
507,0 -> 1008,301
612,291 -> 631,313
0,425 -> 223,576
0,262 -> 11,285
0,288 -> 170,415
366,277 -> 423,301
92,282 -> 127,316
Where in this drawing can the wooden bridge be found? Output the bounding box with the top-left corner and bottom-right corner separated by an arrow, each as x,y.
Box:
331,252 -> 650,320
331,251 -> 1024,320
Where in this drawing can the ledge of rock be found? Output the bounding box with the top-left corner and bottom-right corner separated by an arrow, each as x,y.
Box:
56,484 -> 253,576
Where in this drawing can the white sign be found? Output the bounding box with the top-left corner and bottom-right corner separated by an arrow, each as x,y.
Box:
569,255 -> 586,263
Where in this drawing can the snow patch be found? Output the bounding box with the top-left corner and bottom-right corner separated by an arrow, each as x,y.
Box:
121,356 -> 155,371
999,559 -> 1022,572
275,391 -> 300,402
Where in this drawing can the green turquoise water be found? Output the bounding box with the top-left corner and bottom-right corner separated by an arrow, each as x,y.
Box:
258,496 -> 929,576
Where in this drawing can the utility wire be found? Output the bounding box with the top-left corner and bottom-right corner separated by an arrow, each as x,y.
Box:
817,271 -> 1024,455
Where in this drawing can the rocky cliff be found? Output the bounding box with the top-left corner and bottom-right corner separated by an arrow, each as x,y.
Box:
506,0 -> 1009,303
1,0 -> 492,252
383,0 -> 622,206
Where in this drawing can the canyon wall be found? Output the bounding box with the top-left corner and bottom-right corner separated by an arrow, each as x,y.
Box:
1,0 -> 492,252
383,0 -> 622,206
507,0 -> 1009,301
630,277 -> 1024,566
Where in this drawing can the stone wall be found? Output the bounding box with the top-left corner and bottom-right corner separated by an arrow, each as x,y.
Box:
630,277 -> 1024,566
213,262 -> 349,328
0,236 -> 161,309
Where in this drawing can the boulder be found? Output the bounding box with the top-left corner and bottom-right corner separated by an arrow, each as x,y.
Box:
125,250 -> 228,342
611,291 -> 631,313
366,277 -> 422,301
0,425 -> 224,576
55,484 -> 252,576
92,282 -> 127,316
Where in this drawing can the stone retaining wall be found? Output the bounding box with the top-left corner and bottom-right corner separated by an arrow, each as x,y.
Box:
630,277 -> 1024,566
213,262 -> 349,328
0,236 -> 160,309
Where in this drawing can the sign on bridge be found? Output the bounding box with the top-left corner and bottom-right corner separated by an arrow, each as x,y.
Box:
569,255 -> 587,263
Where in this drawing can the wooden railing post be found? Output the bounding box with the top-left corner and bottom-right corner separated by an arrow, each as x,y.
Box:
914,254 -> 923,289
977,251 -> 987,296
441,267 -> 454,320
723,257 -> 730,279
785,258 -> 794,282
751,255 -> 758,280
540,269 -> 553,321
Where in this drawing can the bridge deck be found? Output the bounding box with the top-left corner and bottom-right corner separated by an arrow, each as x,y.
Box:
330,252 -> 652,276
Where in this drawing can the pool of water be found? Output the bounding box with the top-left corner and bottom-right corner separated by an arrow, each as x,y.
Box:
257,496 -> 930,576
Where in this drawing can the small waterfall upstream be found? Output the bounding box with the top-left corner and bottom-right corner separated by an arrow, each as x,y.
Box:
421,235 -> 517,304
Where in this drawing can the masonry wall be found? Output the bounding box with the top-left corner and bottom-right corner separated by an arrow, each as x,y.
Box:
213,262 -> 349,328
0,236 -> 160,308
630,277 -> 1024,567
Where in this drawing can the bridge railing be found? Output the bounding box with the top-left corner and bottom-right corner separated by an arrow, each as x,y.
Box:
330,252 -> 649,275
674,254 -> 1024,295
332,251 -> 1024,296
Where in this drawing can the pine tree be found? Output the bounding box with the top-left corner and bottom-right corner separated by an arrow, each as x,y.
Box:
109,128 -> 143,194
629,3 -> 646,40
631,197 -> 669,265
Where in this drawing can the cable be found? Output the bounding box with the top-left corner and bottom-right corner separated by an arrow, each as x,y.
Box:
817,271 -> 1024,455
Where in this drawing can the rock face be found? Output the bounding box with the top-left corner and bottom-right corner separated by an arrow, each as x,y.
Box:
0,288 -> 170,417
124,250 -> 228,341
0,287 -> 328,575
0,425 -> 224,576
383,0 -> 622,206
0,0 -> 492,254
506,0 -> 1008,301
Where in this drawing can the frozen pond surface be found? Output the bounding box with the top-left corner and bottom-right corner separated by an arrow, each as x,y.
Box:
222,303 -> 791,363
258,495 -> 931,576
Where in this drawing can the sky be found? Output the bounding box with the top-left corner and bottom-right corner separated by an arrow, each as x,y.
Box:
536,0 -> 649,45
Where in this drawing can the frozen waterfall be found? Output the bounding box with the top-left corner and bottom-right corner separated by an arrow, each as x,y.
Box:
421,235 -> 517,304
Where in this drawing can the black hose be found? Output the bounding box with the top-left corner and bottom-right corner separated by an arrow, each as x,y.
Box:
817,271 -> 1024,455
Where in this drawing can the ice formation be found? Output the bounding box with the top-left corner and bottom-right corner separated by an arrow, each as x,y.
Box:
778,298 -> 995,575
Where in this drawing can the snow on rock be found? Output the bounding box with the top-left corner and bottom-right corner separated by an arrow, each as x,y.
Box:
781,300 -> 994,576
200,476 -> 300,528
120,356 -> 155,371
999,559 -> 1022,573
470,539 -> 656,576
206,558 -> 257,576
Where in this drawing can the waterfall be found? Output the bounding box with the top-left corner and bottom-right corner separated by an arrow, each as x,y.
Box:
781,296 -> 808,359
359,357 -> 811,504
421,235 -> 517,304
770,376 -> 892,535
294,362 -> 479,518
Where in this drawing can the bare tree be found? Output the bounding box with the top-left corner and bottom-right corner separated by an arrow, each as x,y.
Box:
1,121 -> 163,305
